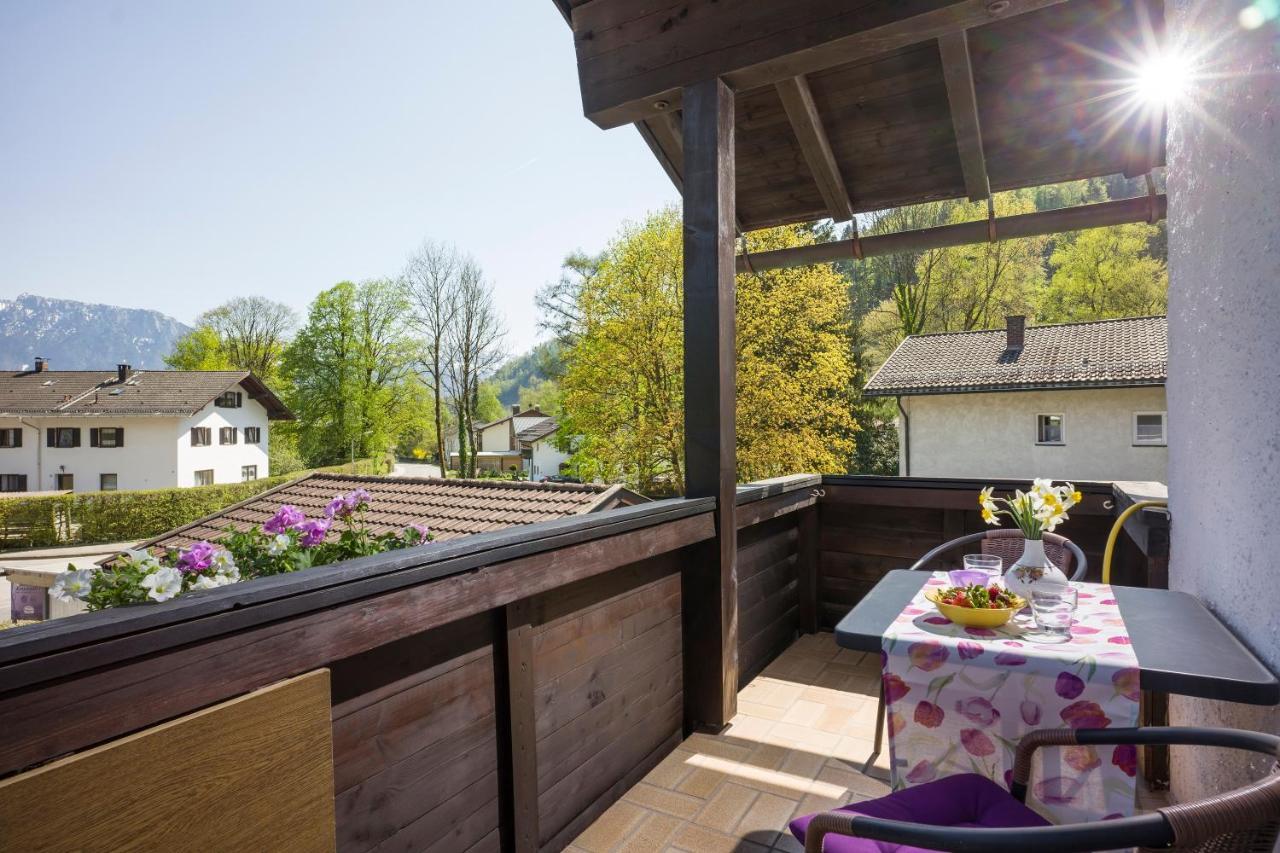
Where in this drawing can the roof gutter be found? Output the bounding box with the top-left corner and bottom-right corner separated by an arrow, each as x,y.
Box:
864,379 -> 1167,398
896,397 -> 910,477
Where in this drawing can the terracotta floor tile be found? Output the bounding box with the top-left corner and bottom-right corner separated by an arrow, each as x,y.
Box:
676,765 -> 729,799
772,829 -> 804,852
733,792 -> 799,848
737,699 -> 791,721
574,800 -> 650,853
615,810 -> 683,852
627,782 -> 706,820
670,822 -> 770,853
694,782 -> 760,833
780,698 -> 826,727
646,749 -> 697,790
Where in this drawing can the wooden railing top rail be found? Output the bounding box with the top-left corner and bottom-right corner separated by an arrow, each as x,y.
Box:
0,496 -> 715,678
1112,481 -> 1171,558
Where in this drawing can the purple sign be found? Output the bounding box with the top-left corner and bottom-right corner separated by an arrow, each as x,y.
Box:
10,584 -> 47,622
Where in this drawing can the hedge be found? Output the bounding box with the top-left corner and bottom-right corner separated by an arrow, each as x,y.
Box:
0,458 -> 384,551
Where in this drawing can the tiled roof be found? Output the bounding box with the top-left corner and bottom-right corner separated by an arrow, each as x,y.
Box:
516,418 -> 559,445
129,472 -> 644,552
0,369 -> 293,419
864,316 -> 1167,396
476,407 -> 549,431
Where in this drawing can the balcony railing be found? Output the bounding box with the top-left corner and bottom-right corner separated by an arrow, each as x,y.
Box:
0,475 -> 1168,851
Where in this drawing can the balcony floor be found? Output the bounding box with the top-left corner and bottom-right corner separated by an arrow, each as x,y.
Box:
569,632 -> 890,852
569,631 -> 1169,852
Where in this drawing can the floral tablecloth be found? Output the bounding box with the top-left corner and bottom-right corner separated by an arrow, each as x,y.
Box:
881,573 -> 1141,825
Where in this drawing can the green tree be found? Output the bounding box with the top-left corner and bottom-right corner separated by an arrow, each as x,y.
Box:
165,326 -> 232,371
283,280 -> 421,467
165,297 -> 296,384
556,208 -> 857,494
1039,223 -> 1168,321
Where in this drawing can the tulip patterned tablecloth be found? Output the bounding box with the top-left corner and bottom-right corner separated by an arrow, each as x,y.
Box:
881,573 -> 1140,825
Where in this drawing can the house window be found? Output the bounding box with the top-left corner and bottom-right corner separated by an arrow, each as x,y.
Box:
194,469 -> 215,486
55,473 -> 74,490
90,427 -> 124,448
241,465 -> 258,482
0,474 -> 27,492
244,426 -> 262,444
100,473 -> 118,491
190,427 -> 212,447
1036,414 -> 1065,445
0,428 -> 22,448
46,427 -> 81,448
1134,412 -> 1167,446
220,426 -> 238,445
215,391 -> 243,408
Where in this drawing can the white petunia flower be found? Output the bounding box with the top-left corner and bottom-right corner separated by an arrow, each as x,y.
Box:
192,571 -> 237,591
122,548 -> 163,573
267,533 -> 292,555
141,566 -> 183,602
50,567 -> 95,602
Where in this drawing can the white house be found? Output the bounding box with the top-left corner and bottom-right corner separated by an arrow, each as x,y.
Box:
450,405 -> 572,478
0,360 -> 293,493
865,316 -> 1168,483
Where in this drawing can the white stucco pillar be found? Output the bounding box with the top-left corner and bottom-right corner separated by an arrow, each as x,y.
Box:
1166,1 -> 1280,798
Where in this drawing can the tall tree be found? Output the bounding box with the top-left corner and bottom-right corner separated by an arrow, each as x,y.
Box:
445,262 -> 506,477
556,208 -> 857,494
403,240 -> 461,470
283,280 -> 419,467
535,251 -> 600,349
1039,224 -> 1168,321
165,296 -> 296,381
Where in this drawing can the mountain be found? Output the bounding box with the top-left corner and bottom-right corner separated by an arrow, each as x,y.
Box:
490,341 -> 562,408
0,293 -> 191,371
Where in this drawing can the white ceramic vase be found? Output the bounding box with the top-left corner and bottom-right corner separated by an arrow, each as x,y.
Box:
1003,537 -> 1069,599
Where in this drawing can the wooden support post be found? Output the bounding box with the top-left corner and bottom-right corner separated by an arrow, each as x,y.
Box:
681,77 -> 739,732
797,505 -> 820,635
495,599 -> 538,853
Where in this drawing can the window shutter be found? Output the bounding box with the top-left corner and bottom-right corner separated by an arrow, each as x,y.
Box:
236,391 -> 243,407
46,429 -> 54,448
13,429 -> 21,448
72,428 -> 81,448
117,428 -> 124,447
90,428 -> 99,447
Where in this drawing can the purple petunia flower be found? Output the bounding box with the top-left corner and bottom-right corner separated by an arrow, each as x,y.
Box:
295,518 -> 331,548
177,540 -> 216,573
324,496 -> 347,519
406,522 -> 429,540
325,489 -> 373,520
264,504 -> 306,534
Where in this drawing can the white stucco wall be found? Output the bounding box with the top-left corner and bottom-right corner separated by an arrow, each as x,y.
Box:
1164,1 -> 1280,801
477,421 -> 511,452
0,416 -> 181,492
529,437 -> 569,480
898,386 -> 1168,482
174,397 -> 270,487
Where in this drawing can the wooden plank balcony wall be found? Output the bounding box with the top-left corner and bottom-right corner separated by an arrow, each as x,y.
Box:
814,476 -> 1126,630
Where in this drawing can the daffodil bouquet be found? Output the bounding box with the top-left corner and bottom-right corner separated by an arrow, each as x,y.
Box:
979,478 -> 1082,539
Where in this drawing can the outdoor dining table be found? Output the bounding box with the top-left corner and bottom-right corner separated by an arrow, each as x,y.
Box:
835,570 -> 1280,823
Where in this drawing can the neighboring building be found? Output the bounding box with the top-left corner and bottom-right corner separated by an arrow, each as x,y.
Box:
450,405 -> 572,478
865,316 -> 1167,482
129,471 -> 646,552
0,360 -> 293,493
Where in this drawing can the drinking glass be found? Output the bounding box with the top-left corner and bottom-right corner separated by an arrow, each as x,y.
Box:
962,554 -> 1003,582
1030,585 -> 1078,642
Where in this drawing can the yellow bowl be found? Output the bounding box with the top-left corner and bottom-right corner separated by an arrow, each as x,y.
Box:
924,588 -> 1026,628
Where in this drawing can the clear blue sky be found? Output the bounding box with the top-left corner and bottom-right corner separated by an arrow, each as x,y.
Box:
0,0 -> 679,355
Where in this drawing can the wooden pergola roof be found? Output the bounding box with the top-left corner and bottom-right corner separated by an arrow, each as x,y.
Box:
553,0 -> 1166,231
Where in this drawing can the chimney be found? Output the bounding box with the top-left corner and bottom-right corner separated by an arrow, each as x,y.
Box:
117,363 -> 132,383
1005,315 -> 1026,351
511,404 -> 521,416
33,357 -> 48,373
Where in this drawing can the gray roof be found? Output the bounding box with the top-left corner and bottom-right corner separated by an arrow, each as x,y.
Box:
864,316 -> 1167,397
516,418 -> 559,446
0,369 -> 294,419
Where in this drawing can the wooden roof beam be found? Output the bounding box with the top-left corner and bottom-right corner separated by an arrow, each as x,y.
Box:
735,194 -> 1168,272
635,112 -> 684,191
775,75 -> 853,221
938,31 -> 991,201
571,0 -> 1070,129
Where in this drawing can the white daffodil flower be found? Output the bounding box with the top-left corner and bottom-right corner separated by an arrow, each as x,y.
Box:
141,566 -> 183,602
50,567 -> 95,602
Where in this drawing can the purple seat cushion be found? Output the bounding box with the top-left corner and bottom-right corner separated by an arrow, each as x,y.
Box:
789,774 -> 1050,853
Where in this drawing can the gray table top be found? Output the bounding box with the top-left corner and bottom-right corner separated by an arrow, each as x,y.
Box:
834,570 -> 1280,706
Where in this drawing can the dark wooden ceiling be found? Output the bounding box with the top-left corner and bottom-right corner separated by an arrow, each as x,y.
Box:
554,0 -> 1167,232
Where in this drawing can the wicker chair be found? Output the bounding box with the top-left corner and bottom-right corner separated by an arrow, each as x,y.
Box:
907,528 -> 1088,581
798,727 -> 1280,853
